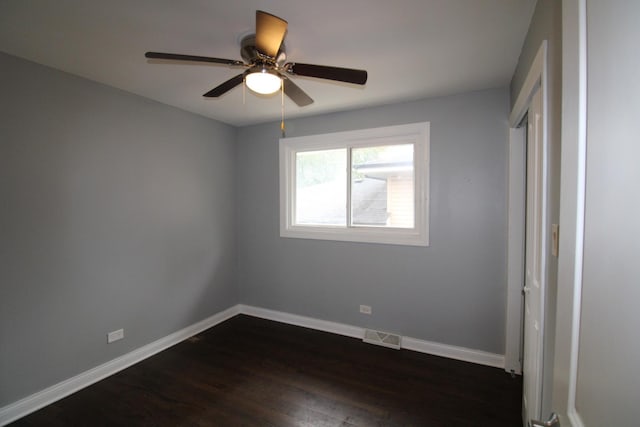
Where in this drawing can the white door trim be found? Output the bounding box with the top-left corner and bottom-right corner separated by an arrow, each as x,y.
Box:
504,127 -> 525,375
552,0 -> 587,425
510,41 -> 548,128
505,40 -> 549,376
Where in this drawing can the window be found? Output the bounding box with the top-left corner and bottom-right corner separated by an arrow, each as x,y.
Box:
280,122 -> 429,246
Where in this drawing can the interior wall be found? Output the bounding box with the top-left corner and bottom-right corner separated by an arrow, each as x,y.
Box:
236,88 -> 510,354
0,52 -> 238,406
576,1 -> 640,424
509,0 -> 562,415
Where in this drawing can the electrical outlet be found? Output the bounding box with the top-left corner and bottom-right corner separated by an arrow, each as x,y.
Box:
107,328 -> 124,343
360,305 -> 372,315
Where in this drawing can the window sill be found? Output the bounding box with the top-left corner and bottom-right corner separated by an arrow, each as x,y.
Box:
280,225 -> 429,247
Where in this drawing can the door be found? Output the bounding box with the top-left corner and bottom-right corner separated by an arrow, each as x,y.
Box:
545,1 -> 640,426
522,87 -> 545,424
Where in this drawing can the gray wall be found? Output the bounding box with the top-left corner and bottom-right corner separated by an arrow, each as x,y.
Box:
236,88 -> 510,354
577,1 -> 640,424
0,52 -> 513,409
509,0 -> 562,415
0,53 -> 238,405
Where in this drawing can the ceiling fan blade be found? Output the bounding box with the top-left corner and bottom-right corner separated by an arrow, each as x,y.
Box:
145,52 -> 244,66
203,73 -> 245,97
283,77 -> 314,106
255,10 -> 288,58
286,62 -> 368,85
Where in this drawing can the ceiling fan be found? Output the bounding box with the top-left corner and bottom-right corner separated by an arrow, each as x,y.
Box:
145,10 -> 368,107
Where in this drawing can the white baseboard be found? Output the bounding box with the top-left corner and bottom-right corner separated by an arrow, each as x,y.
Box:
0,305 -> 240,426
238,304 -> 363,339
238,305 -> 505,368
401,336 -> 505,368
2,303 -> 505,425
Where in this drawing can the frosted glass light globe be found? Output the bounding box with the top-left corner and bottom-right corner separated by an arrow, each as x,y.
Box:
246,70 -> 281,95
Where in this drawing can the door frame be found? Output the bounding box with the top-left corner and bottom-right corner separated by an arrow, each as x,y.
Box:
505,41 -> 549,379
505,126 -> 525,375
551,0 -> 587,425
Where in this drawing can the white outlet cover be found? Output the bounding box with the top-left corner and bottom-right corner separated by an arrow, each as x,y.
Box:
360,305 -> 372,314
107,329 -> 124,343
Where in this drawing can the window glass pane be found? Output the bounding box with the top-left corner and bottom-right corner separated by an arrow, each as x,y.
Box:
351,144 -> 414,228
295,149 -> 347,226
281,122 -> 429,245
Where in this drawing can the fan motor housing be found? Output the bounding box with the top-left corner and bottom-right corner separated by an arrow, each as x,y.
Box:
240,34 -> 286,65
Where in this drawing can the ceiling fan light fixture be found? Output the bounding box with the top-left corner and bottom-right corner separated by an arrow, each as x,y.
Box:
145,11 -> 367,106
245,68 -> 281,95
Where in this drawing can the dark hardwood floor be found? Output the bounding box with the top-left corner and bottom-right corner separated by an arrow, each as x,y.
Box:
12,315 -> 522,426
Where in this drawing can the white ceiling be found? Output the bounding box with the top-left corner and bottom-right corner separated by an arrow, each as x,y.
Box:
0,0 -> 536,127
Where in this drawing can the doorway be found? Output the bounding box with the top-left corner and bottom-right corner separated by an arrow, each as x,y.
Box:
505,41 -> 549,425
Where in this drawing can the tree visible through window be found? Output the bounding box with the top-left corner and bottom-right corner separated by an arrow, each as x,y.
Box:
295,148 -> 346,225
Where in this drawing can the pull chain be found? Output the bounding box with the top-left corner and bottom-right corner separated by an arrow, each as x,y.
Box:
280,79 -> 286,138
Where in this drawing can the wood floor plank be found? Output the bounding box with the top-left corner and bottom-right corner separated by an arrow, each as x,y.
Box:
11,315 -> 522,426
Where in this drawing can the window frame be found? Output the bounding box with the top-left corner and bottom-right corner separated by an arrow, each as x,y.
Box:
279,122 -> 430,246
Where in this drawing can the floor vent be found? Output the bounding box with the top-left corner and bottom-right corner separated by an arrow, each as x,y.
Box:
363,329 -> 402,350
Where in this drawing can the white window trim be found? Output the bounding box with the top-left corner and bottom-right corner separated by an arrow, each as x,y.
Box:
279,122 -> 430,246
